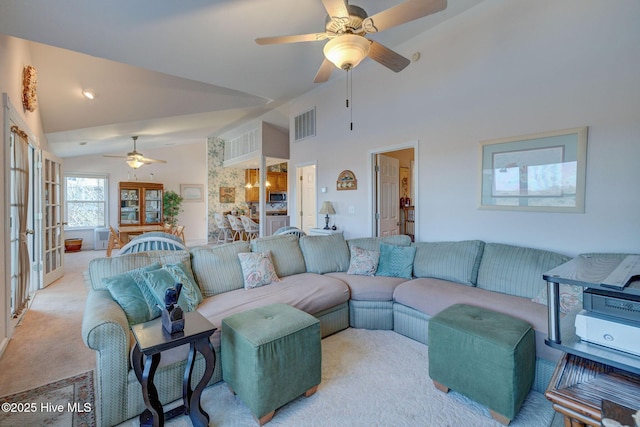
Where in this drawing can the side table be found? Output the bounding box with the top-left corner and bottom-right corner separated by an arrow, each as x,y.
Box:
131,311 -> 216,427
545,353 -> 640,426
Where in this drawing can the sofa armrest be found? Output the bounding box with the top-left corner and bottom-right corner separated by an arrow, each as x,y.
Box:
81,289 -> 132,426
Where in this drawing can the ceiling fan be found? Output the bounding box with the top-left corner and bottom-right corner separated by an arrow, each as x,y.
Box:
255,0 -> 447,82
103,136 -> 166,169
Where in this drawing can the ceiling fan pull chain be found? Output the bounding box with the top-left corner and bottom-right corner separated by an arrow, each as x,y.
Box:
346,68 -> 353,131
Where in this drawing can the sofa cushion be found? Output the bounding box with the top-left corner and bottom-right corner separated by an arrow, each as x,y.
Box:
476,243 -> 570,299
412,240 -> 484,286
347,246 -> 380,276
393,278 -> 560,361
299,233 -> 350,274
88,250 -> 192,291
326,272 -> 406,301
250,234 -> 307,278
238,251 -> 280,289
191,241 -> 250,297
376,243 -> 416,279
197,272 -> 350,349
104,263 -> 162,325
347,235 -> 411,252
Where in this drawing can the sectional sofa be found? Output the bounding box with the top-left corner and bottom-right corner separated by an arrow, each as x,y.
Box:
82,233 -> 578,426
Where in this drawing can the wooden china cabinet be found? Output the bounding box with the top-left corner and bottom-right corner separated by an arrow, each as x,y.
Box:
118,182 -> 164,227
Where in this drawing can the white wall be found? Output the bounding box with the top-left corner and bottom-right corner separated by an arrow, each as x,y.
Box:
289,0 -> 640,256
63,141 -> 209,247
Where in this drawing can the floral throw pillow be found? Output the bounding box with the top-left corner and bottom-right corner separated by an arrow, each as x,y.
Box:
347,246 -> 380,276
238,251 -> 280,289
532,284 -> 583,314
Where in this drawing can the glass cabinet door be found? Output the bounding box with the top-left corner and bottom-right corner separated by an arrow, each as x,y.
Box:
120,188 -> 140,224
144,189 -> 162,224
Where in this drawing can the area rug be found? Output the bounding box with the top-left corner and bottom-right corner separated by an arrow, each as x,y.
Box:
118,328 -> 555,427
0,370 -> 95,427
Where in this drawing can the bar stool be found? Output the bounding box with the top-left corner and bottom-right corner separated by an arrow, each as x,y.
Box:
213,213 -> 233,244
227,214 -> 245,241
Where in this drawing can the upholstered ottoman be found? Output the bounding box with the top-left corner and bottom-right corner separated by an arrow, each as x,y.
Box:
428,304 -> 535,425
221,303 -> 321,425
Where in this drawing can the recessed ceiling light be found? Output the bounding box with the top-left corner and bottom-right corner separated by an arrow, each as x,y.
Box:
82,89 -> 96,100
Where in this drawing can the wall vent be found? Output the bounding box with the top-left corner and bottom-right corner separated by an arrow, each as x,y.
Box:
294,108 -> 316,142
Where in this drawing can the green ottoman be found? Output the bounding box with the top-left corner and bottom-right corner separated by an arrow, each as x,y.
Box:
428,304 -> 535,425
221,303 -> 321,425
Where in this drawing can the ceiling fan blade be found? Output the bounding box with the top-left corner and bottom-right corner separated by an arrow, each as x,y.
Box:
102,154 -> 128,158
313,58 -> 335,83
368,40 -> 411,72
321,0 -> 349,19
256,33 -> 328,45
363,0 -> 447,33
140,158 -> 167,164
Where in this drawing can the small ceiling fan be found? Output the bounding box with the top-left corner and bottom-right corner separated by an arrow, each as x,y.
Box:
103,136 -> 166,169
255,0 -> 447,82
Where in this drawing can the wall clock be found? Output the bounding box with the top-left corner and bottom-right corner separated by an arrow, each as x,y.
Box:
22,65 -> 38,112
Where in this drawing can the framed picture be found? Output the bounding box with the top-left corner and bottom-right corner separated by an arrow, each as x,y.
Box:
180,184 -> 204,202
479,127 -> 588,212
218,186 -> 235,204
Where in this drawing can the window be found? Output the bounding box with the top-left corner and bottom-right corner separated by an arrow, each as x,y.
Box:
64,174 -> 108,229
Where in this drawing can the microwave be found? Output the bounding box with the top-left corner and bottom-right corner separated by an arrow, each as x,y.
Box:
268,192 -> 287,203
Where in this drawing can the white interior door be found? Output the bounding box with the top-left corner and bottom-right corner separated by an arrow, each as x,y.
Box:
296,164 -> 316,234
377,154 -> 400,236
42,151 -> 64,286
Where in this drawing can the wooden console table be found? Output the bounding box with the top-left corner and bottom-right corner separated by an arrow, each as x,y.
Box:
545,354 -> 640,426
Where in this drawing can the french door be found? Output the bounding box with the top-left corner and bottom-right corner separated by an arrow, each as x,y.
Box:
42,151 -> 64,286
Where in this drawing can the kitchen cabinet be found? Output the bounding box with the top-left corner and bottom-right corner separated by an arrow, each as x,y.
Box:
267,172 -> 287,192
245,169 -> 259,202
118,182 -> 164,226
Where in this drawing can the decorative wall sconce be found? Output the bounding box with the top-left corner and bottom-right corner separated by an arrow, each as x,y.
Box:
337,170 -> 357,190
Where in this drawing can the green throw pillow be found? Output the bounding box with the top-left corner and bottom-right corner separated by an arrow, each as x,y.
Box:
103,263 -> 162,325
141,262 -> 202,312
375,243 -> 416,279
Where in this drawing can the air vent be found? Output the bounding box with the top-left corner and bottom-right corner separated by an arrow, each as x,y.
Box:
294,107 -> 316,142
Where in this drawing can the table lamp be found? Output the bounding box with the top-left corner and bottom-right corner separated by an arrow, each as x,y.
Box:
319,201 -> 335,230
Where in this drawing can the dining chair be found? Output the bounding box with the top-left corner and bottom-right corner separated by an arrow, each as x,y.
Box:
174,225 -> 185,242
227,214 -> 246,241
107,226 -> 125,257
213,213 -> 233,244
240,215 -> 260,241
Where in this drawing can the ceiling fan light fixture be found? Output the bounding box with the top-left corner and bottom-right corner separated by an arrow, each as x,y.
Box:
82,89 -> 96,100
127,159 -> 144,169
323,34 -> 370,70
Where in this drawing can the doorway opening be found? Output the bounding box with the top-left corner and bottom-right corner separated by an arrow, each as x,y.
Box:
371,144 -> 417,240
295,163 -> 317,234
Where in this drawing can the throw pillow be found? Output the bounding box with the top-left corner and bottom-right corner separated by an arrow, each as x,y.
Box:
375,243 -> 416,279
103,263 -> 162,325
347,246 -> 380,276
141,262 -> 202,312
238,251 -> 280,289
532,284 -> 583,314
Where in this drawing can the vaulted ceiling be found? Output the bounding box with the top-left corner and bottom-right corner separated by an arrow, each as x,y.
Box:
0,0 -> 482,157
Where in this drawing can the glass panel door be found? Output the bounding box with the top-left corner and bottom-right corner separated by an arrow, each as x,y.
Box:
43,151 -> 64,286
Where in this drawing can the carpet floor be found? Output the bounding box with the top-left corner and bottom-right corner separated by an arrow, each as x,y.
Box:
0,370 -> 95,427
118,328 -> 556,427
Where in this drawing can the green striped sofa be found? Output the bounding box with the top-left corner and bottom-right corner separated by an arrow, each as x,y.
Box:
82,233 -> 572,426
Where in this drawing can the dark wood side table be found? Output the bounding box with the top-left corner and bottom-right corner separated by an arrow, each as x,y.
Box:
131,311 -> 216,427
545,353 -> 640,427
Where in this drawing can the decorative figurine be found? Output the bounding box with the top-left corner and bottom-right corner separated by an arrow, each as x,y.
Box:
161,283 -> 185,334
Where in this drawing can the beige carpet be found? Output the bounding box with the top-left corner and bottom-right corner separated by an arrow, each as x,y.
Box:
118,328 -> 556,427
0,250 -> 99,397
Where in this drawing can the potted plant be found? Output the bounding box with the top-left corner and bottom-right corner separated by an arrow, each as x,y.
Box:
163,190 -> 183,226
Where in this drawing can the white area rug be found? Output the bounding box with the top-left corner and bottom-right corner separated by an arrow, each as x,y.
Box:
120,328 -> 555,427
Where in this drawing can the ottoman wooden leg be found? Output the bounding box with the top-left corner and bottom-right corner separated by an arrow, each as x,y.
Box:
490,409 -> 511,426
433,380 -> 450,393
304,385 -> 318,397
255,411 -> 274,426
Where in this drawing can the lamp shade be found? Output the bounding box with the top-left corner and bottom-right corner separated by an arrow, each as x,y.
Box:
127,159 -> 144,169
319,201 -> 336,215
323,34 -> 371,70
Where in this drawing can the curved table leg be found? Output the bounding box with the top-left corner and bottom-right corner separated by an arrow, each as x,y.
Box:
132,344 -> 163,427
183,337 -> 216,427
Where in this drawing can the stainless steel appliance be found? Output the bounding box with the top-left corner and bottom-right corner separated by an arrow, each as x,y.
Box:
268,192 -> 286,203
